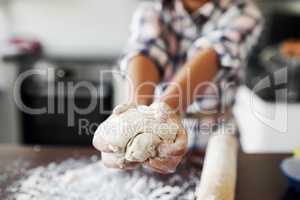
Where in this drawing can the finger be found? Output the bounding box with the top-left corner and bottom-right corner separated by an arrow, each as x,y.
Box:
101,152 -> 125,168
93,133 -> 119,153
122,161 -> 141,170
157,129 -> 188,157
113,104 -> 129,115
144,156 -> 182,174
101,152 -> 141,170
113,103 -> 135,115
144,155 -> 182,174
143,164 -> 170,174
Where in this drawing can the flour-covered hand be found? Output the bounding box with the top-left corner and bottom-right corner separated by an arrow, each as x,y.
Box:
143,103 -> 188,173
93,102 -> 187,173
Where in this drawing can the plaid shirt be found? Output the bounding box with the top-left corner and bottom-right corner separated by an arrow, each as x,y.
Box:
120,0 -> 263,114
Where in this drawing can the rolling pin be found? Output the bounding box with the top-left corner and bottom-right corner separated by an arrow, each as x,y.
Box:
196,133 -> 238,200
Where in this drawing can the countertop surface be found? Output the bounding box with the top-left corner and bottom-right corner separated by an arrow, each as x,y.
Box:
0,145 -> 298,200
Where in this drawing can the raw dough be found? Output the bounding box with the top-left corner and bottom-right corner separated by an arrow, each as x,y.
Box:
94,105 -> 179,162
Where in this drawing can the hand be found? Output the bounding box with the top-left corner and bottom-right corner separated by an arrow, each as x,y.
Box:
143,104 -> 188,173
112,103 -> 137,115
93,102 -> 188,173
93,102 -> 141,170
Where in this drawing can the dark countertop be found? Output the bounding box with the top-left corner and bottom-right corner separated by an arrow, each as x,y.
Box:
0,145 -> 298,200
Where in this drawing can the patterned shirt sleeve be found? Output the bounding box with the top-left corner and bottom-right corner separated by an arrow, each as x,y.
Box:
187,1 -> 263,70
120,3 -> 169,78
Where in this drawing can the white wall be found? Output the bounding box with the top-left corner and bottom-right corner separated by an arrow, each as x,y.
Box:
7,0 -> 139,58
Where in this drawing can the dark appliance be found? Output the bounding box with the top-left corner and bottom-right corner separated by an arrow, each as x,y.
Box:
246,1 -> 300,102
3,38 -> 113,145
19,60 -> 113,145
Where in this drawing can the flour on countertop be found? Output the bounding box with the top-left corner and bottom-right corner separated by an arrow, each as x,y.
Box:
5,154 -> 202,200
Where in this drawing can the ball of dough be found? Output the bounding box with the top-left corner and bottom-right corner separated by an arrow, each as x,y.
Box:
94,104 -> 179,163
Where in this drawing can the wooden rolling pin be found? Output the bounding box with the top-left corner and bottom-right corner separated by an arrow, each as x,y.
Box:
196,134 -> 238,200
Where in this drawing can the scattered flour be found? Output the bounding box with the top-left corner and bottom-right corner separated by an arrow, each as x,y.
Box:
5,154 -> 202,200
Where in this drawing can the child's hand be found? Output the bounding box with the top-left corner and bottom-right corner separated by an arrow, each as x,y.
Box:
93,102 -> 188,173
143,106 -> 188,173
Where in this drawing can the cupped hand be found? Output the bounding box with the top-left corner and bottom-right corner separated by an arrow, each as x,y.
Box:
93,102 -> 188,173
143,109 -> 188,173
94,102 -> 141,170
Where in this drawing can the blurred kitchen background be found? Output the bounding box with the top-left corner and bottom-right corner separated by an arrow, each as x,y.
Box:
0,0 -> 299,152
